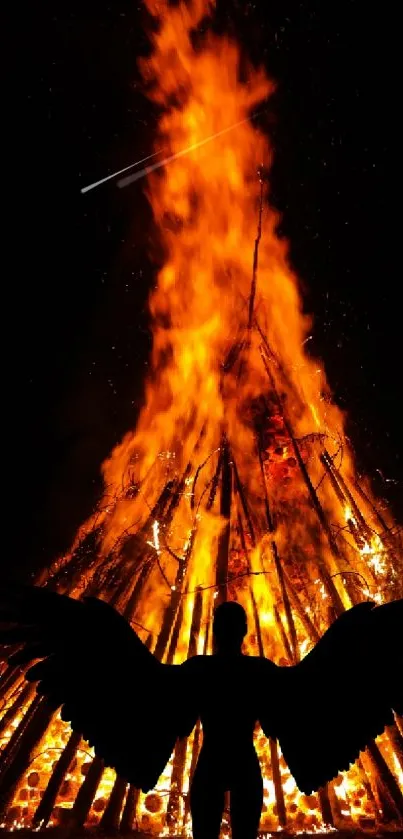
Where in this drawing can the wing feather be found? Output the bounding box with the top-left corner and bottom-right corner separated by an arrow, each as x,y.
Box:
261,599 -> 403,794
0,585 -> 192,790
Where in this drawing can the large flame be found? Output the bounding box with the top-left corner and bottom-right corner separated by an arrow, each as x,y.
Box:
1,0 -> 402,834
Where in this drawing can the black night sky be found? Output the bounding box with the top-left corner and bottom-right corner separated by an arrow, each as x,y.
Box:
5,0 -> 401,582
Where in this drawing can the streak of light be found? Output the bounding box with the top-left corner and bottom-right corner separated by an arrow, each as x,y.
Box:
81,108 -> 266,195
80,147 -> 166,194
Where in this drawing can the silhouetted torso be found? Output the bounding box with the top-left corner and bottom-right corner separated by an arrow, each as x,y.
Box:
193,655 -> 259,740
184,652 -> 269,838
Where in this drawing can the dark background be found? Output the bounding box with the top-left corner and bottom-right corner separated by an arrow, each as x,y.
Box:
5,0 -> 401,581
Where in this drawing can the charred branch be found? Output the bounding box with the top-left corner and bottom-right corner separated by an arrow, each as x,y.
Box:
99,775 -> 128,832
365,739 -> 403,821
215,437 -> 232,605
0,697 -> 54,815
269,737 -> 287,828
120,785 -> 140,833
33,730 -> 82,827
66,755 -> 105,830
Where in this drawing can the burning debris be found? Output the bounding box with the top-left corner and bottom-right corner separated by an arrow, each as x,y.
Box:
1,0 -> 403,835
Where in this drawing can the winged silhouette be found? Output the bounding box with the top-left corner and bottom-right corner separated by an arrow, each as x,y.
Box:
0,586 -> 402,839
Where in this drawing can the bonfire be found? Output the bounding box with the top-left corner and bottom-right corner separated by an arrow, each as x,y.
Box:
1,0 -> 402,834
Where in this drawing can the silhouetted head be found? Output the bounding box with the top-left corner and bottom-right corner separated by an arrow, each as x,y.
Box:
213,601 -> 247,654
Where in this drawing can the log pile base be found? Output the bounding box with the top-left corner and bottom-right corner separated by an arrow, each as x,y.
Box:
1,829 -> 403,838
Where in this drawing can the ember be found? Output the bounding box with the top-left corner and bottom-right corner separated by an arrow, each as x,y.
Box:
1,0 -> 402,835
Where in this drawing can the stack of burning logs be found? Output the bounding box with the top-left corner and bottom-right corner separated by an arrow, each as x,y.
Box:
1,356 -> 403,833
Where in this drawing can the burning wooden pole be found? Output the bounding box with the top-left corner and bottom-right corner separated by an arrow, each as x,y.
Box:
64,755 -> 105,832
353,477 -> 400,553
232,457 -> 256,545
0,667 -> 25,706
120,785 -> 140,833
33,731 -> 82,828
47,528 -> 102,594
321,451 -> 401,591
234,173 -> 264,386
282,568 -> 320,644
256,439 -> 299,662
396,714 -> 403,738
271,543 -> 299,663
318,784 -> 334,827
165,593 -> 186,664
386,724 -> 403,773
269,738 -> 287,828
356,756 -> 380,816
364,739 -> 403,821
0,683 -> 35,739
215,437 -> 232,605
321,451 -> 372,541
99,775 -> 128,832
260,349 -> 346,616
0,696 -> 54,817
154,582 -> 182,661
206,448 -> 224,511
247,175 -> 264,332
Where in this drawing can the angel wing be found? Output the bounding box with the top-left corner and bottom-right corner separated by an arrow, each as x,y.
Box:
260,599 -> 403,794
0,585 -> 197,792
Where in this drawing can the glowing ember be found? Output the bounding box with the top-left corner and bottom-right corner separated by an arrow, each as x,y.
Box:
1,0 -> 402,835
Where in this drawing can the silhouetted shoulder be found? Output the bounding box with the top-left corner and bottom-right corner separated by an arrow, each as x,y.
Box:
180,654 -> 209,678
250,655 -> 278,672
181,654 -> 204,667
245,655 -> 281,688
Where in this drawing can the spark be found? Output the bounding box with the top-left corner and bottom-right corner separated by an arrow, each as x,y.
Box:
146,519 -> 161,553
81,109 -> 266,194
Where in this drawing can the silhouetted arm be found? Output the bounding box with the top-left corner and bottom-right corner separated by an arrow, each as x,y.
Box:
256,657 -> 282,740
176,656 -> 200,738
